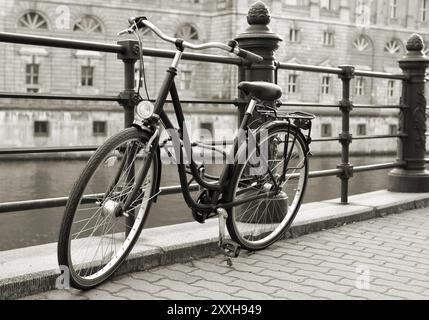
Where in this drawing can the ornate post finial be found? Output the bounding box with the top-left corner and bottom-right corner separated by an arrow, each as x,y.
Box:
406,33 -> 424,52
247,1 -> 271,25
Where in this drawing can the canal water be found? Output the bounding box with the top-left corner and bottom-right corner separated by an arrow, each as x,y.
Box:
0,156 -> 394,251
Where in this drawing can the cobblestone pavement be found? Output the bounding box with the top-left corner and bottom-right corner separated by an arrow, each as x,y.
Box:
25,207 -> 429,300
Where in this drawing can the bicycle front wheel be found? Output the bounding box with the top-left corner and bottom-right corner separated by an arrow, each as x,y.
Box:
58,127 -> 158,289
226,123 -> 309,251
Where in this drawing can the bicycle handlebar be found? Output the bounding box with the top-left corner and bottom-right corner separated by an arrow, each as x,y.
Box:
118,16 -> 263,64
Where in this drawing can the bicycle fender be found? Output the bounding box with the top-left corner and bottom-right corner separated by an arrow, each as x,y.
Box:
256,120 -> 311,154
130,122 -> 162,203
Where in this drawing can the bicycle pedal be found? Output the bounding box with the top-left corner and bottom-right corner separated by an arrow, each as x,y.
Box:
219,240 -> 241,258
191,209 -> 207,224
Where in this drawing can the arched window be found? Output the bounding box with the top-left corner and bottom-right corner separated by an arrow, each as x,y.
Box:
175,24 -> 199,40
18,11 -> 48,30
73,16 -> 103,33
384,40 -> 402,54
353,35 -> 371,51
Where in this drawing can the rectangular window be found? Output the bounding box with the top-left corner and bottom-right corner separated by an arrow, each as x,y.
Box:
180,70 -> 192,90
93,121 -> 107,137
34,121 -> 49,137
321,124 -> 332,137
390,0 -> 398,19
217,0 -> 227,10
389,124 -> 398,136
357,124 -> 367,136
355,77 -> 365,96
321,76 -> 331,95
81,62 -> 94,87
289,28 -> 300,42
387,80 -> 396,98
288,74 -> 298,93
421,0 -> 428,22
26,56 -> 39,93
320,0 -> 334,10
323,31 -> 335,46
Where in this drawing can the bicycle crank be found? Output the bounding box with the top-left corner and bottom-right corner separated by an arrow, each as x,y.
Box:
217,208 -> 241,265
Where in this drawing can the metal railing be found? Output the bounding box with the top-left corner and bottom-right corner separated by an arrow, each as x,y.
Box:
0,2 -> 428,216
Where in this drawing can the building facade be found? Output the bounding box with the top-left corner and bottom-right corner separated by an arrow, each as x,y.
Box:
0,0 -> 428,155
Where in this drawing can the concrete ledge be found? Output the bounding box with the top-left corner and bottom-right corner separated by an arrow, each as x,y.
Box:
1,190 -> 429,299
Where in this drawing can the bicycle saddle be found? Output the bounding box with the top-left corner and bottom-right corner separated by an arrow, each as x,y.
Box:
238,81 -> 283,101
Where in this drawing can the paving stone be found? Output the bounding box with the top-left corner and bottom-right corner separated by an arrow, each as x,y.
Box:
113,276 -> 167,294
191,260 -> 233,274
265,279 -> 317,294
233,290 -> 274,300
272,247 -> 316,258
259,269 -> 305,283
154,290 -> 201,300
150,269 -> 202,284
294,269 -> 342,283
189,269 -> 239,283
348,289 -> 400,300
192,280 -> 242,294
229,279 -> 278,294
372,278 -> 425,294
384,263 -> 427,275
130,271 -> 165,283
386,289 -> 429,300
194,289 -> 238,300
300,279 -> 352,294
229,261 -> 265,274
227,270 -> 272,284
98,281 -> 128,294
155,279 -> 202,294
83,289 -> 125,300
168,263 -> 199,273
272,289 -> 323,300
312,289 -> 362,300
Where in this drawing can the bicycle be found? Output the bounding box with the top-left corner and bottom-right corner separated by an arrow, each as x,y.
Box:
57,16 -> 315,289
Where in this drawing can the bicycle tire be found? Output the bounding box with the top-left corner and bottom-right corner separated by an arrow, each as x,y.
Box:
225,123 -> 309,251
58,127 -> 158,289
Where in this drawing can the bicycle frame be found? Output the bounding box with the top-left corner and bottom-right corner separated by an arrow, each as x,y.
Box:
131,50 -> 282,214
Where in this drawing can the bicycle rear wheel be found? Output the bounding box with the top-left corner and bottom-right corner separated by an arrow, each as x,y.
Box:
58,127 -> 158,289
225,123 -> 308,251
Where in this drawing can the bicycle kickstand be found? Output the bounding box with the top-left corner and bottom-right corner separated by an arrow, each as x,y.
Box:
217,208 -> 241,266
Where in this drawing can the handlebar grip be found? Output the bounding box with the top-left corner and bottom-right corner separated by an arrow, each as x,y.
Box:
237,48 -> 263,64
128,16 -> 148,29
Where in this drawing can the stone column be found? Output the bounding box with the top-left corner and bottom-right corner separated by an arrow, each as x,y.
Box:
388,34 -> 429,192
234,1 -> 283,122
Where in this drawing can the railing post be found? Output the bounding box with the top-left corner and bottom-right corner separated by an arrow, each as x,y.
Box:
388,34 -> 429,192
117,40 -> 140,233
117,40 -> 140,126
338,65 -> 355,204
234,1 -> 282,123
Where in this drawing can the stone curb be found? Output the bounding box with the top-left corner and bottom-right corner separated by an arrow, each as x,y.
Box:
1,190 -> 429,299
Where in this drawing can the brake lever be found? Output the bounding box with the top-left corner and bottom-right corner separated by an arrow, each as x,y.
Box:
118,20 -> 139,36
117,28 -> 132,36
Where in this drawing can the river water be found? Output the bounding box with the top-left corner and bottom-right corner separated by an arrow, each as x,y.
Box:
0,156 -> 394,251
